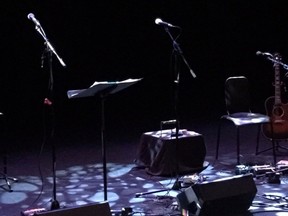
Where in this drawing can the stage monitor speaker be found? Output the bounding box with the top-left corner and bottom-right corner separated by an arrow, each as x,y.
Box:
176,174 -> 257,215
34,201 -> 111,216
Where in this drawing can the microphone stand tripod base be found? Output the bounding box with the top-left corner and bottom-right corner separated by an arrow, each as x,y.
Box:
0,172 -> 18,192
50,199 -> 60,210
171,179 -> 182,190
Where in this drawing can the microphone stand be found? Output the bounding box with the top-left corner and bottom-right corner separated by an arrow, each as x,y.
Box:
163,25 -> 196,190
31,18 -> 66,210
135,25 -> 196,198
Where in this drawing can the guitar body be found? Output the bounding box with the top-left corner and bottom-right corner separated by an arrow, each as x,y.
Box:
262,96 -> 288,139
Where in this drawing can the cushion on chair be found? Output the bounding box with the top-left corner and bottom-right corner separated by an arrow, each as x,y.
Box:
223,112 -> 270,126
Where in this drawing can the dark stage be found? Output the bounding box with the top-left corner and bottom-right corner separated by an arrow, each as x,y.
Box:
2,120 -> 288,216
2,1 -> 288,216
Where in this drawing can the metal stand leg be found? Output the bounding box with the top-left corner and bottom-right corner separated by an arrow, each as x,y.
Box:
0,152 -> 18,192
101,95 -> 108,201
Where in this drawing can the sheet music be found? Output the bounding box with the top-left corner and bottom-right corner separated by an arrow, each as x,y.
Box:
90,78 -> 141,87
67,89 -> 87,98
67,78 -> 142,99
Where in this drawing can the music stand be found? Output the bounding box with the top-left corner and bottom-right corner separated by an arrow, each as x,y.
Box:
67,78 -> 142,201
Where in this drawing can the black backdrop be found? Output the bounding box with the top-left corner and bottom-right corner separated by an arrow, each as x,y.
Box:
1,1 -> 288,149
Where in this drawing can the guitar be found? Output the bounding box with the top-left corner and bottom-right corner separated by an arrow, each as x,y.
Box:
262,53 -> 288,139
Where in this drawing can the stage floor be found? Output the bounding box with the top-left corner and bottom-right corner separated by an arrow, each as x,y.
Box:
1,120 -> 288,216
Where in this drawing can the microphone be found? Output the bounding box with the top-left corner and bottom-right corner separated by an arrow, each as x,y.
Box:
256,51 -> 273,57
27,13 -> 41,27
155,18 -> 177,28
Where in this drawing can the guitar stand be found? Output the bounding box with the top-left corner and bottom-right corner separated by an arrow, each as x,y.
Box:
259,142 -> 288,152
275,141 -> 288,151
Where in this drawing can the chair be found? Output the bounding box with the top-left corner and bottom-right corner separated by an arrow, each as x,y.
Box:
215,76 -> 275,164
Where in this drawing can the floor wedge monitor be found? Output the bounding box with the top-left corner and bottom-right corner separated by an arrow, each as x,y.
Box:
176,174 -> 257,215
34,202 -> 111,216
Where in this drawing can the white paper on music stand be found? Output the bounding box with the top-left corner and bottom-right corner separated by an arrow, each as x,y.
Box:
67,78 -> 142,99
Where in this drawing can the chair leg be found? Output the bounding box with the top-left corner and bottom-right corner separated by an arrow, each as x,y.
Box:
216,121 -> 222,160
236,126 -> 240,164
272,140 -> 277,165
270,122 -> 277,165
255,125 -> 261,155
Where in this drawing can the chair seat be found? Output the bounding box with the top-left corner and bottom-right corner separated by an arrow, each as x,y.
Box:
223,112 -> 270,126
216,76 -> 276,165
